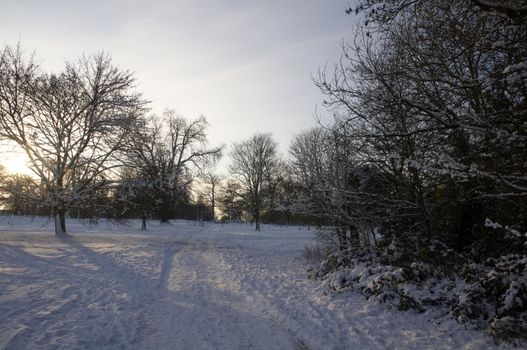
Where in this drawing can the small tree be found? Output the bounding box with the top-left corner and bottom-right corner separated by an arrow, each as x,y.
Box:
202,171 -> 221,222
229,133 -> 279,231
0,45 -> 145,236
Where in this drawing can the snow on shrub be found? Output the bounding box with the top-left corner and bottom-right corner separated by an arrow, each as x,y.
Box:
311,248 -> 527,343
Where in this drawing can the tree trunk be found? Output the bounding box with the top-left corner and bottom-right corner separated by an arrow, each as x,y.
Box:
254,192 -> 261,231
254,210 -> 261,231
141,210 -> 147,230
211,180 -> 216,222
211,194 -> 215,222
54,208 -> 67,237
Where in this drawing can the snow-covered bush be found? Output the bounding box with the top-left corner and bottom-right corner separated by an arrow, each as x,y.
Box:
319,257 -> 446,311
453,255 -> 527,340
303,244 -> 330,266
311,241 -> 527,342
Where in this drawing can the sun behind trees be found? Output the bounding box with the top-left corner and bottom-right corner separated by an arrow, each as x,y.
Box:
0,44 -> 146,237
0,44 -> 227,235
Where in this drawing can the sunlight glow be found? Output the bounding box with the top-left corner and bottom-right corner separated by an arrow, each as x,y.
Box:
2,153 -> 32,175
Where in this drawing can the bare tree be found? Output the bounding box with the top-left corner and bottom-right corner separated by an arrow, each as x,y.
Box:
202,171 -> 222,222
229,133 -> 279,231
125,111 -> 222,225
289,127 -> 330,226
0,44 -> 146,236
307,0 -> 527,338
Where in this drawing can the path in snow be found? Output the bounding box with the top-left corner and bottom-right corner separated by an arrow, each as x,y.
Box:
140,236 -> 303,349
0,218 -> 513,349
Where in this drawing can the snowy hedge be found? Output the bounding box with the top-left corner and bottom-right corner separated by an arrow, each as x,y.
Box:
309,252 -> 527,343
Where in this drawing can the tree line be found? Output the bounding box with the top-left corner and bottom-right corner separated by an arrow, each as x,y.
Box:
0,45 -> 222,235
1,0 -> 525,248
295,0 -> 526,341
0,45 -> 308,235
301,0 -> 526,274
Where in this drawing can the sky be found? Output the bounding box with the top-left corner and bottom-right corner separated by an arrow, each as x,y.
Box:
0,0 -> 356,173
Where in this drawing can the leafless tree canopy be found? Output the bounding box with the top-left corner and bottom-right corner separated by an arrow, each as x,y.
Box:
287,0 -> 527,339
229,133 -> 279,231
201,171 -> 222,222
0,44 -> 146,236
122,110 -> 223,224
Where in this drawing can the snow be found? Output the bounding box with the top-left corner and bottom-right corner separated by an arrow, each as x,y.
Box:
485,218 -> 503,230
0,216 -> 514,349
502,281 -> 522,312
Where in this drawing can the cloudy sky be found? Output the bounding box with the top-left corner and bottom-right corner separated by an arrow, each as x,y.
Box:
0,0 -> 356,171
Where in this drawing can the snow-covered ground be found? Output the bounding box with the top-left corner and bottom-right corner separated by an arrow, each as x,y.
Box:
0,216 -> 513,349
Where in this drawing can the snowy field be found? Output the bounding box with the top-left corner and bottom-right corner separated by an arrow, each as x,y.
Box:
0,216 -> 513,349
